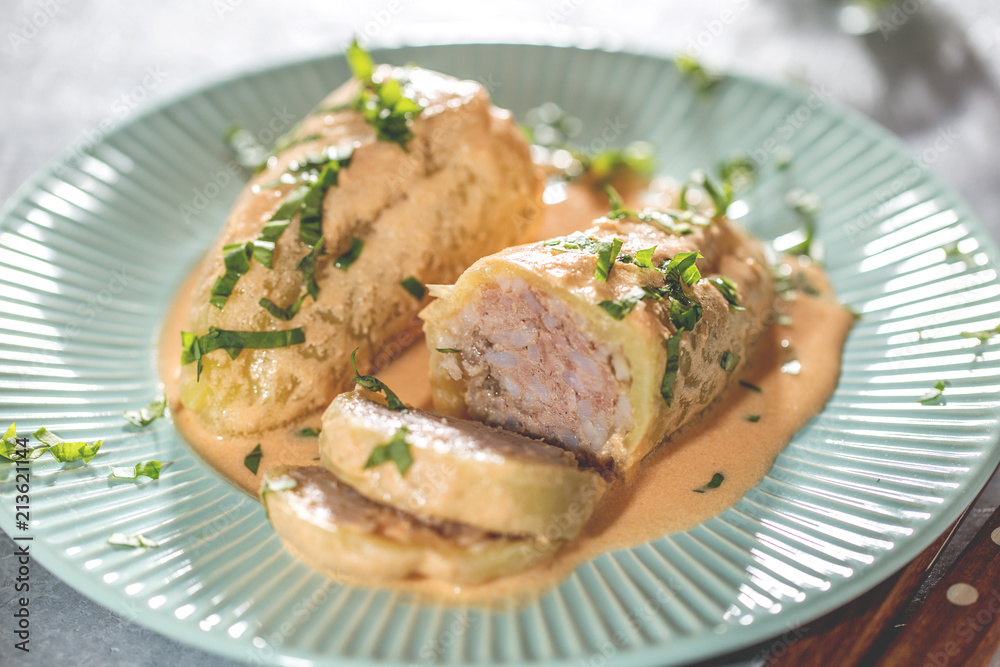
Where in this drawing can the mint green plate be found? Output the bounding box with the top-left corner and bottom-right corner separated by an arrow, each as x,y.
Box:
1,42 -> 998,666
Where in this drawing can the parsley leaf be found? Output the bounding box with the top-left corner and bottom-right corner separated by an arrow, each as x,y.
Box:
401,276 -> 426,300
544,231 -> 602,254
1,424 -> 48,461
348,39 -> 425,150
334,237 -> 364,270
299,161 -> 344,249
720,351 -> 740,372
259,294 -> 307,321
739,380 -> 762,392
299,236 -> 326,298
436,348 -> 461,354
363,426 -> 413,475
711,275 -> 745,311
694,472 -> 725,493
253,185 -> 309,268
594,237 -> 624,282
784,188 -> 821,258
598,286 -> 650,320
244,443 -> 263,475
522,105 -> 655,185
660,332 -> 684,406
32,427 -> 103,464
961,322 -> 1000,344
110,460 -> 162,480
633,246 -> 657,268
350,348 -> 406,410
746,415 -> 761,423
669,298 -> 703,332
223,125 -> 269,172
917,380 -> 947,404
603,185 -> 703,234
718,154 -> 758,194
687,169 -> 731,217
297,428 -> 321,437
181,327 -> 306,380
209,241 -> 254,310
663,251 -> 703,286
676,55 -> 720,91
123,395 -> 166,427
544,231 -> 626,281
346,38 -> 375,82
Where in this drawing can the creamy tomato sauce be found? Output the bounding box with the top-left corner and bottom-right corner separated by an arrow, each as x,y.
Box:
159,181 -> 853,605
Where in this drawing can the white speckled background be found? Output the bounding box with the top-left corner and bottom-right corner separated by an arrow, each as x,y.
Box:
1,1 -> 998,665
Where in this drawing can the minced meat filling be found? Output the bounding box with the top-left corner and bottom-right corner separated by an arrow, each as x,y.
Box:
452,276 -> 633,459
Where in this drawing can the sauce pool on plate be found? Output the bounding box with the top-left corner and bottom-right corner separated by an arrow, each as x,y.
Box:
159,183 -> 853,604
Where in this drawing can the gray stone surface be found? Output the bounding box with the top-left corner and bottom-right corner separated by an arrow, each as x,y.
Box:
0,1 -> 998,665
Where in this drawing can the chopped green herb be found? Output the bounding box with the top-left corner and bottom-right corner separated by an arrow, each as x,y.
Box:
603,185 -> 703,234
223,124 -> 269,172
711,276 -> 745,311
605,184 -> 629,220
209,241 -> 254,310
123,395 -> 166,427
739,380 -> 762,393
775,147 -> 794,170
961,322 -> 1000,344
401,276 -> 426,300
350,348 -> 406,410
599,286 -> 649,320
594,237 -> 624,282
181,327 -> 306,380
669,298 -> 703,332
108,533 -> 160,548
522,105 -> 655,185
299,161 -> 343,249
687,169 -> 731,217
348,39 -> 425,150
32,427 -> 103,464
544,231 -> 602,253
660,332 -> 684,406
0,423 -> 29,461
694,472 -> 725,493
720,351 -> 740,372
253,185 -> 309,268
436,348 -> 461,354
298,236 -> 326,299
543,230 -> 627,282
259,294 -> 307,321
663,251 -> 703,286
297,428 -> 321,438
582,142 -> 656,183
784,188 -> 821,258
633,246 -> 657,269
244,443 -> 263,475
718,154 -> 758,194
110,460 -> 162,480
773,266 -> 821,298
746,415 -> 761,423
676,54 -> 720,91
334,237 -> 364,270
917,380 -> 947,404
363,426 -> 413,475
346,38 -> 375,81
